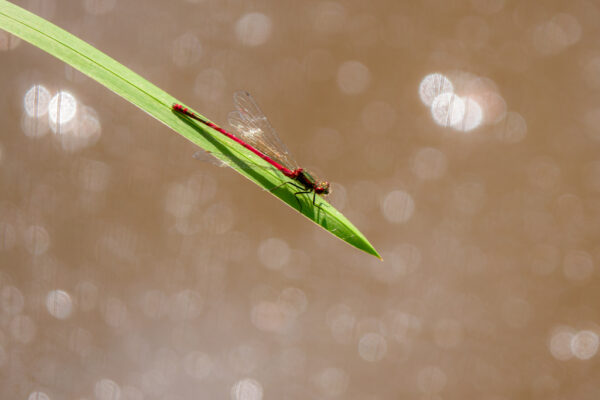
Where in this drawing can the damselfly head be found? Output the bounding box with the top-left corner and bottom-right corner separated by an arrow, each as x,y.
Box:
315,181 -> 330,195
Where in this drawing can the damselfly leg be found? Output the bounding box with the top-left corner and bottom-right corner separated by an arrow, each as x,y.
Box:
269,181 -> 326,212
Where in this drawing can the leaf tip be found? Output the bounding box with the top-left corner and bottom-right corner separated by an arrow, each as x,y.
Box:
361,241 -> 382,260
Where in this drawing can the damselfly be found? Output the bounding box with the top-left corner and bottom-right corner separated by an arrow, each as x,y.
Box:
173,91 -> 330,209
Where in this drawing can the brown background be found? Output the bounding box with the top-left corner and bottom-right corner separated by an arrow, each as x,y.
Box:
1,0 -> 599,399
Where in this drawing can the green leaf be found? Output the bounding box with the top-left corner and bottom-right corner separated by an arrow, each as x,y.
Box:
0,0 -> 381,259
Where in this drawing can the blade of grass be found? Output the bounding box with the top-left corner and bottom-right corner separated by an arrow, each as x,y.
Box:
0,0 -> 381,259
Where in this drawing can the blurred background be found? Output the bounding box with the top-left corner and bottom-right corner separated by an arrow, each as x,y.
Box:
1,0 -> 600,398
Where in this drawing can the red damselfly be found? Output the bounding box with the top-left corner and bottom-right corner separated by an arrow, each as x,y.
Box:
172,91 -> 330,210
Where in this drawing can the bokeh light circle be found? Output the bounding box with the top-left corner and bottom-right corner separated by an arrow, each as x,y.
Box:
382,190 -> 415,223
419,73 -> 453,106
23,85 -> 51,118
230,378 -> 263,400
571,330 -> 599,360
48,91 -> 77,127
431,93 -> 465,127
337,61 -> 371,94
358,332 -> 388,362
46,289 -> 73,319
235,13 -> 272,46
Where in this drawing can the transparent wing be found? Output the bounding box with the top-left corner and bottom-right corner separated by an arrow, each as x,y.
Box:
193,148 -> 284,175
192,150 -> 228,167
230,91 -> 299,170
